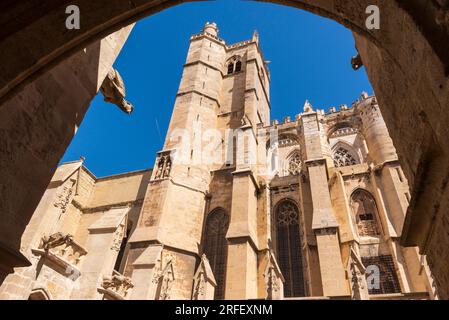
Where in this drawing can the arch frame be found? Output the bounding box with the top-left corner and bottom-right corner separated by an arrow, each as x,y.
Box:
271,198 -> 307,297
349,188 -> 383,238
201,207 -> 230,300
28,287 -> 52,300
331,140 -> 362,167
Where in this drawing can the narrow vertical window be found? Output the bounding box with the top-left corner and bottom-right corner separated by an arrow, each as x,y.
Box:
227,62 -> 234,75
203,208 -> 230,300
235,60 -> 242,72
275,200 -> 305,297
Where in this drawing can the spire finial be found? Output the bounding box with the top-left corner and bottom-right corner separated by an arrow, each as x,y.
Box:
303,100 -> 313,113
252,30 -> 259,44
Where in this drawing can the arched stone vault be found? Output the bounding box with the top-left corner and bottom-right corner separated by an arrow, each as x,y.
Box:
0,0 -> 448,296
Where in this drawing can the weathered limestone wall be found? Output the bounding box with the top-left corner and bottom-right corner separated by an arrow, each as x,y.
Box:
0,25 -> 134,281
354,24 -> 449,297
0,161 -> 149,300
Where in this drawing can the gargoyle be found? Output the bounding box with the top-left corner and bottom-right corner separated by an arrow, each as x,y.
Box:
41,232 -> 73,251
100,68 -> 134,114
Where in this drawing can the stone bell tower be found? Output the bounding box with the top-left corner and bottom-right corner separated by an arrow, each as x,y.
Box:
125,22 -> 271,300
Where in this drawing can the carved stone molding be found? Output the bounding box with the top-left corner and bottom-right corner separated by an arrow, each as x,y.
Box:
54,179 -> 76,214
150,251 -> 176,300
347,247 -> 369,300
263,249 -> 284,300
304,158 -> 327,168
32,232 -> 87,280
98,270 -> 134,300
192,254 -> 216,300
152,151 -> 173,181
100,68 -> 133,114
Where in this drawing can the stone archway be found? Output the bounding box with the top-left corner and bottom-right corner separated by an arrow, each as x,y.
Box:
0,0 -> 448,296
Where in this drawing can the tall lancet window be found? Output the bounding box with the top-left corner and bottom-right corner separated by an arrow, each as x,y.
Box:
275,200 -> 305,297
351,189 -> 381,237
203,208 -> 230,300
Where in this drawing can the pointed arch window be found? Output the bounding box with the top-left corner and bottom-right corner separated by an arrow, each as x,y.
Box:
351,189 -> 380,237
275,200 -> 305,297
203,208 -> 229,300
333,146 -> 359,167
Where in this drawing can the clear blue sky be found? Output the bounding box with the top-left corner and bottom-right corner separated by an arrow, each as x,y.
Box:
61,0 -> 372,177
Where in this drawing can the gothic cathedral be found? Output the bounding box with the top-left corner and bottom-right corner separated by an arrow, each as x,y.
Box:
0,23 -> 436,300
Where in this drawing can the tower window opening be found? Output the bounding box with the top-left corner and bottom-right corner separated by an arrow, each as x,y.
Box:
227,62 -> 234,75
235,60 -> 242,72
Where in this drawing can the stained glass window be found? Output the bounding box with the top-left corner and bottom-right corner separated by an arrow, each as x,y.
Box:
203,208 -> 229,300
275,200 -> 305,297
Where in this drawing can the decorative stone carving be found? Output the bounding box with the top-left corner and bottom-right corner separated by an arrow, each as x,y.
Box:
192,254 -> 217,300
100,68 -> 134,114
333,147 -> 358,167
303,100 -> 313,113
288,153 -> 302,176
263,249 -> 284,300
347,247 -> 369,300
153,151 -> 173,180
330,127 -> 359,138
99,270 -> 134,300
111,219 -> 126,251
54,179 -> 76,213
32,232 -> 87,282
278,134 -> 300,148
151,251 -> 176,300
38,232 -> 87,267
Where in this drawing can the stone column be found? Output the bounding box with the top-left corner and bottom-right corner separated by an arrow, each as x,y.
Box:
225,170 -> 259,300
301,106 -> 349,297
358,95 -> 397,165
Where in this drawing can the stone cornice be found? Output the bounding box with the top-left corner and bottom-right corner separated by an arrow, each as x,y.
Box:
183,60 -> 224,77
305,158 -> 327,167
72,199 -> 143,214
176,90 -> 221,109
